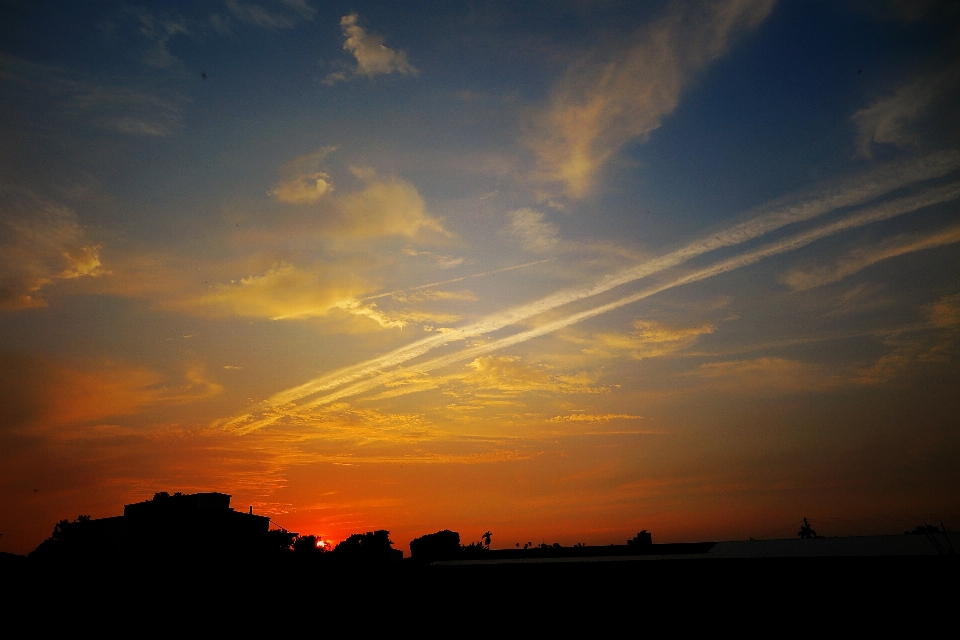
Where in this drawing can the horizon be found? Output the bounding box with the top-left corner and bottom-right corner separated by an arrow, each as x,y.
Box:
2,0 -> 959,557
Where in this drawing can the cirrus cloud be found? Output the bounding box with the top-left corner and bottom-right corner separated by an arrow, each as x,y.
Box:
528,0 -> 775,199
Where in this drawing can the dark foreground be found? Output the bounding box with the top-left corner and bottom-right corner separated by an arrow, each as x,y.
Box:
2,555 -> 956,629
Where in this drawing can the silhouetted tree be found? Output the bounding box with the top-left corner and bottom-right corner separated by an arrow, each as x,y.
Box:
30,515 -> 101,564
333,530 -> 399,564
293,534 -> 329,556
265,528 -> 298,553
907,523 -> 942,535
461,530 -> 493,558
798,517 -> 818,539
411,529 -> 461,562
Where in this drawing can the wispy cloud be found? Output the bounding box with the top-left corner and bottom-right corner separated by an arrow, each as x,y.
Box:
271,145 -> 337,204
359,259 -> 553,302
549,414 -> 641,423
694,357 -> 843,394
855,296 -> 960,384
927,293 -> 960,328
0,191 -> 103,311
335,169 -> 445,238
508,208 -> 559,253
528,0 -> 775,199
223,0 -> 316,29
402,248 -> 465,269
225,166 -> 960,431
583,320 -> 715,359
0,53 -> 188,137
853,59 -> 960,158
0,353 -> 221,435
326,14 -> 418,83
251,157 -> 955,400
187,262 -> 367,321
135,10 -> 188,69
782,223 -> 960,290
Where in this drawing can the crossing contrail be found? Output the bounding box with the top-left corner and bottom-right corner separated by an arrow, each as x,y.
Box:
224,155 -> 959,432
358,258 -> 555,302
276,180 -> 960,414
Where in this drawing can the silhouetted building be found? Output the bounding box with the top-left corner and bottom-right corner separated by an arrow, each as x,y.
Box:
30,491 -> 270,564
123,492 -> 270,560
628,530 -> 653,546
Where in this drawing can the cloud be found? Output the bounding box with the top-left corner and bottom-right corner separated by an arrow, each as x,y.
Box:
586,320 -> 715,359
326,14 -> 418,83
224,0 -> 316,29
227,167 -> 960,430
528,0 -> 775,199
782,224 -> 960,290
508,208 -> 560,253
855,304 -> 960,385
0,193 -> 104,311
136,11 -> 189,69
188,262 -> 367,320
0,352 -> 221,434
185,260 -> 462,328
402,248 -> 465,269
390,289 -> 477,304
549,414 -> 642,423
853,60 -> 960,158
694,357 -> 842,394
927,293 -> 960,328
271,145 -> 337,204
334,169 -> 445,238
360,259 -> 551,303
0,54 -> 187,137
332,298 -> 461,330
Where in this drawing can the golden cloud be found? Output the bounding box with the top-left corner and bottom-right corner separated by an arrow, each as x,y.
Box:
508,208 -> 559,253
584,320 -> 715,359
271,145 -> 338,204
189,262 -> 368,320
528,0 -> 774,198
0,193 -> 104,310
694,357 -> 843,394
782,224 -> 960,291
326,13 -> 418,83
335,169 -> 445,238
0,352 -> 221,434
549,413 -> 641,423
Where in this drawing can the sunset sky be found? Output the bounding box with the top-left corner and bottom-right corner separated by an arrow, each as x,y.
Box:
2,0 -> 959,555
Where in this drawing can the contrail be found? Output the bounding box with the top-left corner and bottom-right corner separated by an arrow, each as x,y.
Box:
284,180 -> 960,411
261,154 -> 958,409
359,258 -> 555,302
226,178 -> 960,432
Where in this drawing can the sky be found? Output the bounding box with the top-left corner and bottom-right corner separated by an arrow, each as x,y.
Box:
1,0 -> 959,555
